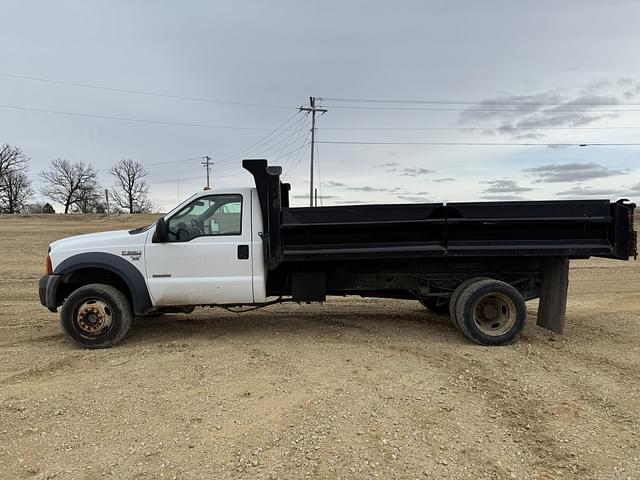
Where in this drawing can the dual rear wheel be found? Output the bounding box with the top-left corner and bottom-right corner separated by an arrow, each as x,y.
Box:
421,278 -> 526,346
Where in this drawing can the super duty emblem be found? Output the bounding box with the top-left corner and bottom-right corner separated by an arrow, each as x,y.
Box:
121,250 -> 142,261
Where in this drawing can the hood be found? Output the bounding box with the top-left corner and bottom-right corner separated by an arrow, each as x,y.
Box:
50,229 -> 148,254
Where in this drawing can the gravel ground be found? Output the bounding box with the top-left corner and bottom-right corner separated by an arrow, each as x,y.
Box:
0,214 -> 638,480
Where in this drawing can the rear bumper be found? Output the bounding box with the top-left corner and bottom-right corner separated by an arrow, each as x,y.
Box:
39,274 -> 63,312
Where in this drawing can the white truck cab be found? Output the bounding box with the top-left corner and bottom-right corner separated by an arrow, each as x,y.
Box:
40,186 -> 267,348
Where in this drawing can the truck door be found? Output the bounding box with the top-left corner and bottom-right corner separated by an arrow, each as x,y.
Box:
144,191 -> 254,305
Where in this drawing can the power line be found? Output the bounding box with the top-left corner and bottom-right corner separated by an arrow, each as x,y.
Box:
213,111 -> 305,166
283,132 -> 312,178
8,100 -> 639,138
271,141 -> 310,162
262,114 -> 310,165
0,72 -> 290,109
244,114 -> 309,161
324,104 -> 640,113
144,112 -> 309,182
147,174 -> 202,184
318,141 -> 640,147
97,157 -> 203,175
320,125 -> 640,131
279,122 -> 313,174
0,103 -> 298,130
142,156 -> 203,167
324,96 -> 640,107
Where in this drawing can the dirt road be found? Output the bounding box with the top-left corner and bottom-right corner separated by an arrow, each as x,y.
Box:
1,214 -> 638,479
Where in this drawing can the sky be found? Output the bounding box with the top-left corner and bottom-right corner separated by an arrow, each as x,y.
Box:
1,0 -> 639,211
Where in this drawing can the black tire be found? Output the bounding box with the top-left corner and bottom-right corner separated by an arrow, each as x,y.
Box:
455,279 -> 526,346
449,277 -> 490,332
419,298 -> 450,315
60,283 -> 132,349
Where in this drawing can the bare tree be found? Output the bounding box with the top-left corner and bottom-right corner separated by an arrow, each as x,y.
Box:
0,169 -> 33,213
110,159 -> 150,213
0,144 -> 32,213
0,144 -> 28,179
40,159 -> 99,213
74,183 -> 102,213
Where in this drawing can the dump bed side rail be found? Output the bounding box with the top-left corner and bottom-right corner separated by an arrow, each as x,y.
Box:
243,160 -> 637,267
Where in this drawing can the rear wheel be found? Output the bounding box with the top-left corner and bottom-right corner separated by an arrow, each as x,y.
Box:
60,283 -> 132,349
419,297 -> 450,315
455,279 -> 526,346
449,277 -> 490,332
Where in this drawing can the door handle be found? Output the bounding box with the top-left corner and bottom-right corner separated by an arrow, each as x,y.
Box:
237,245 -> 249,259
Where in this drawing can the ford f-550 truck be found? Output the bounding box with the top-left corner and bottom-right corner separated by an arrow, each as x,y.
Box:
39,159 -> 637,348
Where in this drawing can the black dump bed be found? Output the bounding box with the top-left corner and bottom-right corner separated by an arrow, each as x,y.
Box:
243,160 -> 637,269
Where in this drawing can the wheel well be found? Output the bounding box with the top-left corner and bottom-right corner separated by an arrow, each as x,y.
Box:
58,268 -> 133,307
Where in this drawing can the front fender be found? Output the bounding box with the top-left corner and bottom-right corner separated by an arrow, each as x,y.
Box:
53,252 -> 153,315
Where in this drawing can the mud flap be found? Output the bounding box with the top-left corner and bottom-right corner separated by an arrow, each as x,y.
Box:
537,257 -> 569,334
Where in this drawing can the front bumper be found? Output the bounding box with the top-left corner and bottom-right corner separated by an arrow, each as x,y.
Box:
39,274 -> 63,312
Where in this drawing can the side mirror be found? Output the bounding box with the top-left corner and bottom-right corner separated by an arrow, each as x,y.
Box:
154,217 -> 169,243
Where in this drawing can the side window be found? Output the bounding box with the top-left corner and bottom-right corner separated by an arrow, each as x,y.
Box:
167,194 -> 242,242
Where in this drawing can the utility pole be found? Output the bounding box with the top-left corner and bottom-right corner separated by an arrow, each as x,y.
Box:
299,97 -> 327,207
201,155 -> 213,190
105,189 -> 110,215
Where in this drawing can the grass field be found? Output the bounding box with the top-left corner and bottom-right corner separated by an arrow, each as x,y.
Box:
0,214 -> 639,479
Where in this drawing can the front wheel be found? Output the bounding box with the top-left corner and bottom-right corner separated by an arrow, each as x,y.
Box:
455,279 -> 526,346
60,283 -> 132,349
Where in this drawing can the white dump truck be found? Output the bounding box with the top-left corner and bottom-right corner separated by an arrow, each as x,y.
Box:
39,160 -> 637,348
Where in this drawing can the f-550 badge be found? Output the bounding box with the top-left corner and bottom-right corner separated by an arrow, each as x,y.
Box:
121,250 -> 142,261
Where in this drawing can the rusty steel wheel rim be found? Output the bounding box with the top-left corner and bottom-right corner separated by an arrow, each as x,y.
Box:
472,292 -> 517,337
74,299 -> 113,338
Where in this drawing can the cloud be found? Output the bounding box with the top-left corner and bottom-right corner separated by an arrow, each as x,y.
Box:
556,181 -> 640,198
482,179 -> 533,193
458,81 -> 640,139
334,200 -> 367,205
555,185 -> 621,197
376,163 -> 434,176
291,194 -> 338,200
348,185 -> 403,193
324,180 -> 403,193
398,195 -> 430,202
480,194 -> 525,201
523,162 -> 628,183
325,180 -> 347,187
623,84 -> 640,99
432,177 -> 455,183
396,167 -> 433,176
